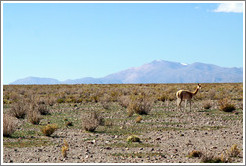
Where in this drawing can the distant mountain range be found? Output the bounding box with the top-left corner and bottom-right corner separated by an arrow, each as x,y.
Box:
9,60 -> 243,85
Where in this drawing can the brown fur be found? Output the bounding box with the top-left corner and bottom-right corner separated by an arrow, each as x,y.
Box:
176,84 -> 201,111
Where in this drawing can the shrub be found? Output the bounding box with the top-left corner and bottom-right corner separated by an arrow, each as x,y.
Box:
61,145 -> 68,158
203,100 -> 212,110
188,150 -> 203,158
28,110 -> 42,125
127,107 -> 135,117
101,101 -> 110,110
118,95 -> 130,108
47,96 -> 56,106
57,98 -> 65,103
127,135 -> 141,143
10,102 -> 27,119
65,121 -> 73,127
228,144 -> 240,157
127,96 -> 153,115
41,124 -> 58,136
218,98 -> 236,112
104,119 -> 113,127
201,153 -> 229,163
208,89 -> 216,100
61,139 -> 69,158
81,111 -> 103,132
157,94 -> 169,102
135,116 -> 142,123
201,154 -> 224,163
3,114 -> 18,137
37,104 -> 50,115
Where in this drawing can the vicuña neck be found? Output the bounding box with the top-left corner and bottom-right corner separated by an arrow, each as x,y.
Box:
192,88 -> 199,95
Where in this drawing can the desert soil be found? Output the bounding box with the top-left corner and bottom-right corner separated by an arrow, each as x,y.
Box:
3,99 -> 243,164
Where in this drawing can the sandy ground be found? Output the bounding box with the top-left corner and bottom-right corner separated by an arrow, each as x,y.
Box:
3,100 -> 244,164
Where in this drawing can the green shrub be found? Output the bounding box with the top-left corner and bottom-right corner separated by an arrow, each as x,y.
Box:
127,135 -> 141,143
57,98 -> 65,103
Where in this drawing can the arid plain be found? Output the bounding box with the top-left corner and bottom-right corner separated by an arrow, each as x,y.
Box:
3,83 -> 243,163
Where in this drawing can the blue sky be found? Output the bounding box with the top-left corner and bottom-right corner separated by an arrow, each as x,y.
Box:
2,2 -> 244,84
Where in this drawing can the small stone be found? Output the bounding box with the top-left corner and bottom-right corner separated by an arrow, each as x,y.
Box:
105,147 -> 112,150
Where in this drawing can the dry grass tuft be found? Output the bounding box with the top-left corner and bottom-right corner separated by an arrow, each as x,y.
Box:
218,98 -> 236,112
202,100 -> 212,110
65,121 -> 73,127
41,124 -> 58,137
157,94 -> 169,102
135,116 -> 142,123
28,110 -> 42,125
3,114 -> 18,137
188,150 -> 203,158
201,154 -> 224,163
118,95 -> 130,108
10,102 -> 27,119
61,139 -> 69,158
37,104 -> 50,115
201,152 -> 231,163
227,144 -> 240,157
127,95 -> 153,115
81,111 -> 103,132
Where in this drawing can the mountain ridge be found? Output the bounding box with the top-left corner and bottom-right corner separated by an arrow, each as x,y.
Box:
9,60 -> 243,85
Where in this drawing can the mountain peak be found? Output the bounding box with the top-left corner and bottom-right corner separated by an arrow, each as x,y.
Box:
9,60 -> 243,84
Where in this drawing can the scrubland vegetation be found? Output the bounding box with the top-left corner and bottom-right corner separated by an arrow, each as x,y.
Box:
3,83 -> 243,163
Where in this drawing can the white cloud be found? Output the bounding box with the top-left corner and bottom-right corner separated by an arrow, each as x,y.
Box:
213,3 -> 244,13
